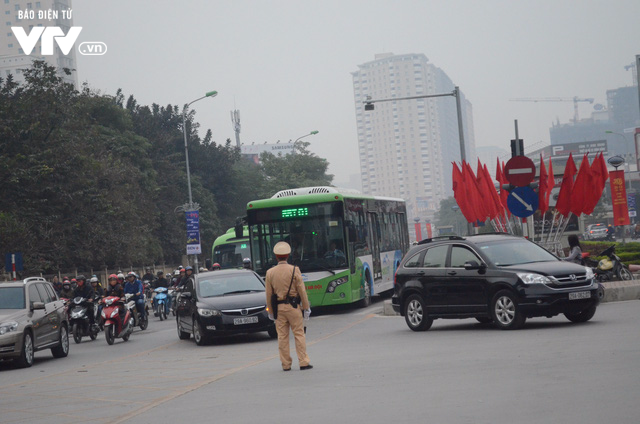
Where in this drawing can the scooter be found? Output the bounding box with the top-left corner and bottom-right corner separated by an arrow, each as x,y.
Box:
584,245 -> 634,282
127,294 -> 149,330
101,295 -> 135,345
68,296 -> 100,344
153,287 -> 169,321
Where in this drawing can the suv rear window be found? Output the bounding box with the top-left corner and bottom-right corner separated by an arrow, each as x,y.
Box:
404,252 -> 422,268
0,287 -> 25,309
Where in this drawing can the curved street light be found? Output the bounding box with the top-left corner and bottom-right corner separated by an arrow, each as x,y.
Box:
294,130 -> 319,144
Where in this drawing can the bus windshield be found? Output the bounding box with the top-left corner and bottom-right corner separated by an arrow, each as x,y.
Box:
250,209 -> 347,274
213,242 -> 251,269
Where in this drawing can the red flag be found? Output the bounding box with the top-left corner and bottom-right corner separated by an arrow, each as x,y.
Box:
538,154 -> 549,214
463,161 -> 486,224
555,153 -> 577,217
570,154 -> 592,216
484,163 -> 503,219
546,158 -> 554,207
583,153 -> 609,215
477,159 -> 498,220
452,162 -> 476,224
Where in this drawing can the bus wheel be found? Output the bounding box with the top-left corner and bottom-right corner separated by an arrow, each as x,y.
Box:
359,272 -> 371,308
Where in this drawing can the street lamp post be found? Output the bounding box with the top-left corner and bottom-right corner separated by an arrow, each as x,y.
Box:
294,130 -> 319,144
181,90 -> 218,272
606,131 -> 633,191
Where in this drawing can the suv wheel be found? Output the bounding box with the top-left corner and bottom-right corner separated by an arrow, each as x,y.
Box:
404,294 -> 433,331
16,331 -> 34,368
51,325 -> 69,358
491,290 -> 525,330
564,304 -> 597,323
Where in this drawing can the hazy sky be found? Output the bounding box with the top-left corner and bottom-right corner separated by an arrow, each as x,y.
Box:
72,0 -> 640,184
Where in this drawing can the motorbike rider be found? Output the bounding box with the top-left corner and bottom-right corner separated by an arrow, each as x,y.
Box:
179,266 -> 195,289
563,235 -> 584,265
52,275 -> 63,294
72,275 -> 96,327
59,279 -> 74,299
152,271 -> 170,315
105,274 -> 127,321
242,258 -> 252,270
117,273 -> 126,286
124,272 -> 146,320
90,276 -> 105,297
142,268 -> 155,284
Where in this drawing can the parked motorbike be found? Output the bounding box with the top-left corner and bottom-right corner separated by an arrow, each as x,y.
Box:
127,293 -> 149,330
153,287 -> 169,321
68,296 -> 100,344
101,295 -> 134,345
584,245 -> 634,282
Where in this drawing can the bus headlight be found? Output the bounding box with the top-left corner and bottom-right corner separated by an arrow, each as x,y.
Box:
326,277 -> 348,293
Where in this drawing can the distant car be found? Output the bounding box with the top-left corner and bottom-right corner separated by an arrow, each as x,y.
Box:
0,277 -> 70,367
175,269 -> 277,345
392,234 -> 600,331
583,223 -> 608,240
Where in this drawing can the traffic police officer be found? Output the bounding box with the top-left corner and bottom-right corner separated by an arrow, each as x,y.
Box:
266,241 -> 312,371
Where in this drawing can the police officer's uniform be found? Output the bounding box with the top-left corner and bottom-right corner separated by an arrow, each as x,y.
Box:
266,242 -> 311,371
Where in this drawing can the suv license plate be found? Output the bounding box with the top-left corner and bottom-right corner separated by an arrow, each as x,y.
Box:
234,316 -> 258,325
569,291 -> 591,300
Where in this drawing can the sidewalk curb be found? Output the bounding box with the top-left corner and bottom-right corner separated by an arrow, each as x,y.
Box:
382,280 -> 640,316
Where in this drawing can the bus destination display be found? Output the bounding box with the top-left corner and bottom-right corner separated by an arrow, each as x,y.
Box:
281,207 -> 309,218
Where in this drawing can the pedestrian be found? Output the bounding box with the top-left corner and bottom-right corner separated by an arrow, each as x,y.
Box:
564,234 -> 584,265
265,241 -> 312,371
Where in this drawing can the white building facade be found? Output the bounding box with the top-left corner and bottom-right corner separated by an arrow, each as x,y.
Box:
352,53 -> 475,228
0,0 -> 77,87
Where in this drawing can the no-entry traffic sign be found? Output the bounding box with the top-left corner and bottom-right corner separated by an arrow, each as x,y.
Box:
504,156 -> 536,187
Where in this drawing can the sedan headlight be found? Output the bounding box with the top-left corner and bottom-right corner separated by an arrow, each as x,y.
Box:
326,277 -> 349,293
517,273 -> 552,285
198,308 -> 221,317
0,321 -> 19,335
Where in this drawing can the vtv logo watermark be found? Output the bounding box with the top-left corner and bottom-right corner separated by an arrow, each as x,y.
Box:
11,27 -> 107,56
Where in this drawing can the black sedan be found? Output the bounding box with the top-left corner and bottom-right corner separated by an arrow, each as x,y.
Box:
175,269 -> 277,345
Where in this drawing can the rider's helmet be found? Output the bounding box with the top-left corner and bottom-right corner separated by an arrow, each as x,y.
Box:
62,280 -> 71,290
157,270 -> 164,276
185,266 -> 193,273
242,258 -> 251,269
212,263 -> 221,270
178,265 -> 184,270
77,275 -> 86,282
90,276 -> 99,284
127,271 -> 137,279
108,274 -> 118,285
174,270 -> 180,276
180,268 -> 186,274
117,273 -> 125,281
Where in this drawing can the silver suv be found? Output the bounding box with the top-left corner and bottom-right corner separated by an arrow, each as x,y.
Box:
0,277 -> 69,367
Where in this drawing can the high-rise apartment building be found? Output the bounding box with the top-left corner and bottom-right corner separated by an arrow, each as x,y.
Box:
352,53 -> 475,228
0,0 -> 77,87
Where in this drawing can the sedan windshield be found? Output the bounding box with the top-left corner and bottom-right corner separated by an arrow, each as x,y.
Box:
197,273 -> 265,298
0,287 -> 26,309
477,239 -> 558,266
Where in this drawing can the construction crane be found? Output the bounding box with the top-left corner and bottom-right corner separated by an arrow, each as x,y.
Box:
509,97 -> 595,123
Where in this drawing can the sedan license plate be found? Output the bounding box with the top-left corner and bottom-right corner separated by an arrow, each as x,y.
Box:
569,291 -> 591,300
234,316 -> 258,325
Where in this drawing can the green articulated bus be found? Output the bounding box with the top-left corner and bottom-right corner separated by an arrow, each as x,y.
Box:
211,227 -> 250,269
246,187 -> 409,307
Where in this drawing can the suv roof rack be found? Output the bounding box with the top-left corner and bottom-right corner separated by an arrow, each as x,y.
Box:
22,277 -> 47,284
417,236 -> 466,245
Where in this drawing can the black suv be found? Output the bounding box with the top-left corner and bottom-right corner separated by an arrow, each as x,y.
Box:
392,234 -> 600,331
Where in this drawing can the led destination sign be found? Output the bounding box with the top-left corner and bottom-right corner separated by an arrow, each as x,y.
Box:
281,207 -> 309,218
